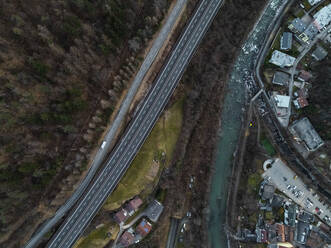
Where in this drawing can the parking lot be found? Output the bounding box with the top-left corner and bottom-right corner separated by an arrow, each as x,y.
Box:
262,158 -> 331,226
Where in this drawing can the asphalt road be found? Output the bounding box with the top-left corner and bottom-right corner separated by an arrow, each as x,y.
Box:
166,218 -> 180,248
24,2 -> 188,248
47,0 -> 222,247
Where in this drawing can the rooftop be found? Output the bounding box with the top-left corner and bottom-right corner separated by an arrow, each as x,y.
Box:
269,50 -> 296,68
298,70 -> 312,81
289,117 -> 324,151
136,219 -> 152,237
256,227 -> 268,243
273,71 -> 290,86
261,183 -> 276,200
267,242 -> 294,248
308,0 -> 323,5
119,230 -> 135,247
284,203 -> 297,227
114,209 -> 129,224
276,223 -> 286,242
288,18 -> 307,33
300,22 -> 319,42
280,32 -> 293,50
145,200 -> 164,222
126,197 -> 143,214
270,195 -> 284,208
312,45 -> 328,61
293,97 -> 309,109
294,220 -> 310,244
313,4 -> 331,30
298,210 -> 315,223
273,94 -> 290,108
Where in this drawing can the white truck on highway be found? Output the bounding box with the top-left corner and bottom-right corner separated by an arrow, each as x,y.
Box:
101,141 -> 107,149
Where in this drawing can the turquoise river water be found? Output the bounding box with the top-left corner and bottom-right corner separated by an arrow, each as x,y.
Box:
207,0 -> 288,247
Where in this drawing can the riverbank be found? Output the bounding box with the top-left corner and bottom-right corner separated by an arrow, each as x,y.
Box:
206,0 -> 290,246
221,0 -> 292,246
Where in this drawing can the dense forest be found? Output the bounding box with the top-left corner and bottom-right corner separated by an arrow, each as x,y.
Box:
0,0 -> 170,245
307,52 -> 331,141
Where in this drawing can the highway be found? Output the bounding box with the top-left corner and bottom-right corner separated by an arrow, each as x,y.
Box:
24,1 -> 188,247
47,0 -> 222,247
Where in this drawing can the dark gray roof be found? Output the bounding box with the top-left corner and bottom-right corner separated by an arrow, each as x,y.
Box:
285,204 -> 297,227
270,195 -> 284,208
273,71 -> 290,86
290,117 -> 324,151
280,32 -> 293,50
298,211 -> 315,223
289,18 -> 307,33
312,45 -> 328,61
295,220 -> 310,244
262,184 -> 275,200
303,22 -> 319,40
145,200 -> 164,222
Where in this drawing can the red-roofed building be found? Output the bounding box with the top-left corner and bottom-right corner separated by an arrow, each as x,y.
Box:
293,97 -> 309,109
297,88 -> 307,98
256,227 -> 268,243
298,70 -> 313,82
136,219 -> 152,237
119,230 -> 135,247
126,197 -> 143,215
276,223 -> 286,242
261,229 -> 268,243
114,209 -> 129,225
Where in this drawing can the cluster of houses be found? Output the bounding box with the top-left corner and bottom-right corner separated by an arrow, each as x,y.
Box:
269,3 -> 330,68
239,180 -> 330,247
266,2 -> 329,153
289,6 -> 331,44
118,219 -> 153,247
113,197 -> 164,247
114,197 -> 143,225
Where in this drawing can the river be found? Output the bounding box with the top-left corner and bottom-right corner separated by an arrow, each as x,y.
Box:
207,0 -> 288,247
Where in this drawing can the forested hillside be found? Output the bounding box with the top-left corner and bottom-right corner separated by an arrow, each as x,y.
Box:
0,0 -> 170,245
309,53 -> 331,141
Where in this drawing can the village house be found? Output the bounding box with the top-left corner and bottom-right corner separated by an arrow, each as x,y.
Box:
114,208 -> 130,225
119,229 -> 135,247
269,50 -> 296,67
125,197 -> 143,215
273,71 -> 290,86
136,219 -> 152,237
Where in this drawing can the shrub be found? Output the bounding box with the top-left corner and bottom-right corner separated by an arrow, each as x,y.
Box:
63,15 -> 82,38
29,59 -> 48,77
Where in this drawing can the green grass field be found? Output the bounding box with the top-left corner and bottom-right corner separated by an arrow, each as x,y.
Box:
103,97 -> 185,210
74,224 -> 119,248
260,134 -> 276,156
75,98 -> 184,248
247,172 -> 262,194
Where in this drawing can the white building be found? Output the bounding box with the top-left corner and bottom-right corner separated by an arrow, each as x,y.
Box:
269,50 -> 296,67
271,92 -> 290,118
313,4 -> 331,30
273,95 -> 290,108
308,0 -> 323,6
